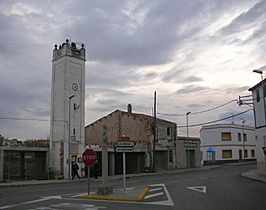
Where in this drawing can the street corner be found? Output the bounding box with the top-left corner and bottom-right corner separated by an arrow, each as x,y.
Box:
79,186 -> 149,201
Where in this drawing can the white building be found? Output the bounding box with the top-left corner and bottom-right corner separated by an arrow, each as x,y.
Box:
249,78 -> 266,175
50,39 -> 86,178
200,124 -> 256,165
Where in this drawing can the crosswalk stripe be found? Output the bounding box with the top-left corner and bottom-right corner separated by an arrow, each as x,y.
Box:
144,192 -> 164,199
149,187 -> 162,192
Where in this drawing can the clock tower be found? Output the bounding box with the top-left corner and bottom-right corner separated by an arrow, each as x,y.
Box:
50,39 -> 86,179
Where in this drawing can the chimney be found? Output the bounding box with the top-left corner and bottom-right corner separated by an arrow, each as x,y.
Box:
127,104 -> 132,113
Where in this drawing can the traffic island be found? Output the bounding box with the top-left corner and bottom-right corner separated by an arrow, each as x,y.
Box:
97,186 -> 113,195
80,186 -> 149,201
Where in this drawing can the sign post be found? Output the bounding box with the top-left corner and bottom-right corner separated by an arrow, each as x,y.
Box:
123,152 -> 126,191
82,148 -> 97,195
115,139 -> 136,192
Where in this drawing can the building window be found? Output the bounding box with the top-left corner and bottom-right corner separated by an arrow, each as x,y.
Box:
167,127 -> 171,136
243,133 -> 247,142
256,89 -> 260,102
222,150 -> 232,159
73,128 -> 76,135
251,150 -> 255,158
221,132 -> 231,141
244,149 -> 248,158
238,133 -> 241,141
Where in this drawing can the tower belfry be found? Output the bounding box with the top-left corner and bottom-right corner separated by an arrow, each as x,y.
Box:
50,39 -> 86,178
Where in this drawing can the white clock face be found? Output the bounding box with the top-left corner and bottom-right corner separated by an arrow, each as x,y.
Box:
72,83 -> 78,91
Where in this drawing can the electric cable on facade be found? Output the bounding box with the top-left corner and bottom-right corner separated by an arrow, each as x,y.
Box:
157,99 -> 238,116
177,109 -> 252,128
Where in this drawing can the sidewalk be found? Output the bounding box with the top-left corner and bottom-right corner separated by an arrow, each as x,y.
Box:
241,169 -> 266,183
0,165 -> 219,188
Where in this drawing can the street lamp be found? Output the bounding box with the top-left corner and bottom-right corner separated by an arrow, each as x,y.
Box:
253,69 -> 263,78
186,112 -> 191,141
68,94 -> 75,180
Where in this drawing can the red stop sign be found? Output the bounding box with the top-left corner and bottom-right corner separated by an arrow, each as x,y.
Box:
82,148 -> 97,167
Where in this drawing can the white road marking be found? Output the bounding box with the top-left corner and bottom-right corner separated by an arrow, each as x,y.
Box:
144,192 -> 164,199
75,183 -> 175,206
149,187 -> 162,192
23,196 -> 62,205
0,195 -> 63,209
0,205 -> 17,209
70,192 -> 95,197
51,203 -> 106,209
147,183 -> 175,206
186,186 -> 207,194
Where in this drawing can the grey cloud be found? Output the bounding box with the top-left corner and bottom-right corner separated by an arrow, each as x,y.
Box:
218,110 -> 254,126
219,1 -> 265,37
182,76 -> 203,83
162,67 -> 203,84
225,86 -> 250,94
97,99 -> 120,106
86,62 -> 138,88
86,87 -> 131,97
187,103 -> 205,109
255,65 -> 266,71
175,85 -> 209,94
62,0 -> 216,67
162,69 -> 185,82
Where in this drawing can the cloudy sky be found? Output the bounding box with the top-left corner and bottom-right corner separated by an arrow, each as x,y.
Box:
0,0 -> 265,139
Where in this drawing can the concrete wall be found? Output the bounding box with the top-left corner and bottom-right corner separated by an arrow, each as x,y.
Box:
176,138 -> 201,168
0,146 -> 49,181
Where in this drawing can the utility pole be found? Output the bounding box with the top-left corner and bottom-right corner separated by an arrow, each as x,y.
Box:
242,119 -> 246,160
186,112 -> 191,168
153,91 -> 157,172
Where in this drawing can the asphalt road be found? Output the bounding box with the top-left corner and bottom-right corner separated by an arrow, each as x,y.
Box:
0,164 -> 265,210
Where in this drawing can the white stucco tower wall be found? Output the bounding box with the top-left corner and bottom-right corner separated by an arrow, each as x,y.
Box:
50,39 -> 86,178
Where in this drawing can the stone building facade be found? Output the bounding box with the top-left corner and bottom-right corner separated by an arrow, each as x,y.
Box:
85,107 -> 177,174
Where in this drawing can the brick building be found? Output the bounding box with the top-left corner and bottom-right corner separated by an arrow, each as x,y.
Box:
85,105 -> 177,174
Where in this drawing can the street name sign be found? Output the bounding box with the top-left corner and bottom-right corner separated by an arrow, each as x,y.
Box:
114,147 -> 134,152
116,141 -> 136,147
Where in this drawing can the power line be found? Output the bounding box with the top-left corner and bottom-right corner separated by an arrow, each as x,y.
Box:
157,99 -> 237,116
177,109 -> 252,128
0,117 -> 65,122
190,99 -> 238,115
